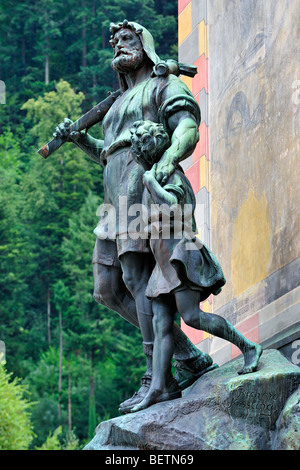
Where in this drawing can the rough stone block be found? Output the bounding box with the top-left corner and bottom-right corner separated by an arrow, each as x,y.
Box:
84,349 -> 300,450
273,387 -> 300,450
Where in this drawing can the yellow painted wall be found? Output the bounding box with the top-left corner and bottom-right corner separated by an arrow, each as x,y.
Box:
209,0 -> 300,311
178,3 -> 192,45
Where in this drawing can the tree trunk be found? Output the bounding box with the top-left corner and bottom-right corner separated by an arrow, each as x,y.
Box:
82,0 -> 87,68
88,359 -> 96,439
92,0 -> 98,103
47,287 -> 51,344
45,35 -> 49,85
59,158 -> 64,192
102,27 -> 106,49
58,306 -> 63,420
68,371 -> 72,431
22,30 -> 26,68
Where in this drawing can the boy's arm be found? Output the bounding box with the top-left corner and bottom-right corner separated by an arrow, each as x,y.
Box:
143,164 -> 178,206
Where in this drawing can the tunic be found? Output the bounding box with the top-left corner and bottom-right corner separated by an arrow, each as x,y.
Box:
142,169 -> 226,300
93,74 -> 200,261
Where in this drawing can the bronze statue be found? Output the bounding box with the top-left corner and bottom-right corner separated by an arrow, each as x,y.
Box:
50,20 -> 262,413
128,121 -> 263,411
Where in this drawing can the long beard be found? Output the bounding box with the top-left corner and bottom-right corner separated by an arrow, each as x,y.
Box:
111,48 -> 145,73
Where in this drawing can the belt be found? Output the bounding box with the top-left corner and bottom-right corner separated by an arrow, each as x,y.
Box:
101,145 -> 131,165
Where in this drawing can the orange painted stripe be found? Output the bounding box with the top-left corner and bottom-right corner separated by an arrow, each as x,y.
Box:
236,313 -> 259,335
193,122 -> 209,162
193,55 -> 209,95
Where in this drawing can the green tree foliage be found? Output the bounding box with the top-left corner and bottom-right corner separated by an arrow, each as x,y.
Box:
18,81 -> 99,358
0,0 -> 177,449
0,362 -> 35,450
35,426 -> 80,450
0,132 -> 30,375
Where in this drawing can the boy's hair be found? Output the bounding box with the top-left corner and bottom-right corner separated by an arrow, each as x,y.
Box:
130,120 -> 170,168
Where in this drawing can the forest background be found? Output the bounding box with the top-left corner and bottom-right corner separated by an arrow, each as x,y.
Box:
0,0 -> 178,449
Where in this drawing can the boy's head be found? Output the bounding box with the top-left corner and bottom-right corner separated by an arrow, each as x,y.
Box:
130,120 -> 170,170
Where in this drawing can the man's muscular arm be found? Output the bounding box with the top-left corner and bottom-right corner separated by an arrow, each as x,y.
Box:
155,111 -> 199,185
71,132 -> 104,164
54,118 -> 104,164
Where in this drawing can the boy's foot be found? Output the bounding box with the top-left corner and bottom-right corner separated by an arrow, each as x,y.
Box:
238,344 -> 263,375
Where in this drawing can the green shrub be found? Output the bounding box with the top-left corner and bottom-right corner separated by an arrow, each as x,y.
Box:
0,362 -> 35,450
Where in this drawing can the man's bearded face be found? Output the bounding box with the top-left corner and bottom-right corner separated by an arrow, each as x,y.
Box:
111,28 -> 145,73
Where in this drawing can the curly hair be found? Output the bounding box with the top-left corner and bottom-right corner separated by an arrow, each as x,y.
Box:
130,120 -> 170,169
109,19 -> 143,46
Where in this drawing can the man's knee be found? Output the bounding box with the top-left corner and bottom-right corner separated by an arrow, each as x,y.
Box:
93,263 -> 121,309
93,275 -> 112,306
121,268 -> 137,296
120,253 -> 151,296
93,290 -> 106,306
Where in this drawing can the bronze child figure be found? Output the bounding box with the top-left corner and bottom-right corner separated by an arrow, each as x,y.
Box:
129,120 -> 263,412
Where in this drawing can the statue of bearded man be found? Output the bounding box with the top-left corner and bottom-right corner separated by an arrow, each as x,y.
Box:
54,20 -> 216,414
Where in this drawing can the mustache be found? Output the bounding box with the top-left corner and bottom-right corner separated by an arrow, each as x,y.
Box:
113,46 -> 142,59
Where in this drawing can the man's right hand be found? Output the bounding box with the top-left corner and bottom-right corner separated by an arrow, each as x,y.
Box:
53,118 -> 81,142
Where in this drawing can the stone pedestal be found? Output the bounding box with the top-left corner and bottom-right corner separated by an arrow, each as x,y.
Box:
84,349 -> 300,450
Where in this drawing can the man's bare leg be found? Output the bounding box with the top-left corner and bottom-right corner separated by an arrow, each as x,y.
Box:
92,258 -> 216,412
93,262 -> 139,328
119,252 -> 154,344
132,297 -> 181,412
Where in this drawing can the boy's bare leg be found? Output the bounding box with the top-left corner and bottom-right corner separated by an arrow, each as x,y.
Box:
93,256 -> 216,412
175,289 -> 262,375
93,251 -> 214,370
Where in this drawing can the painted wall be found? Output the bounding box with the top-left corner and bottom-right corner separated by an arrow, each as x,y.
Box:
178,0 -> 300,365
178,0 -> 211,346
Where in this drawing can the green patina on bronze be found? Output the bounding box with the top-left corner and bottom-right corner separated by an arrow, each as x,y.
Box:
43,20 -> 263,415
